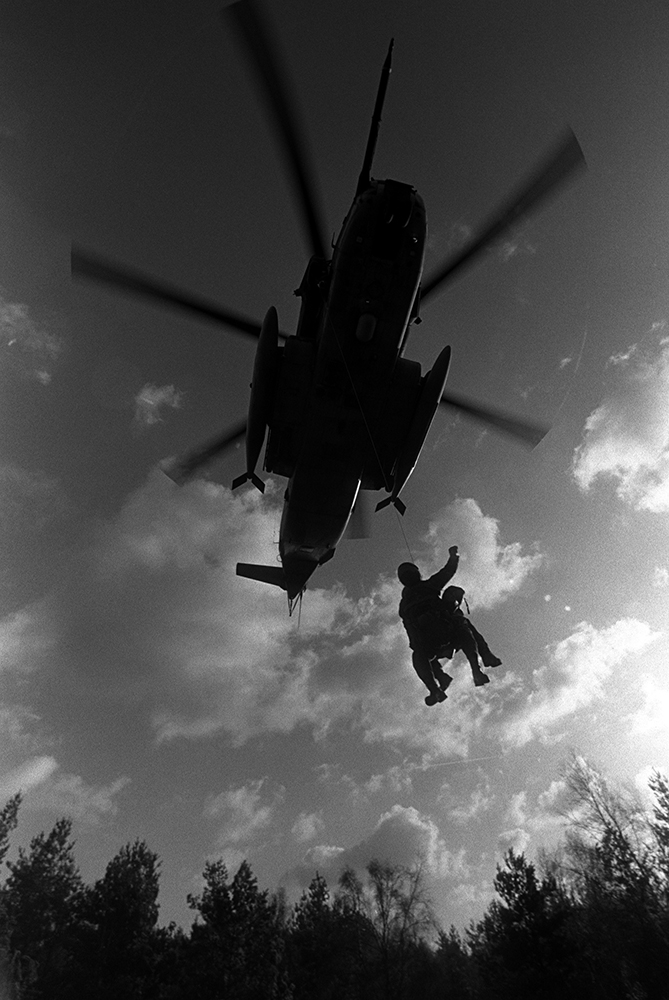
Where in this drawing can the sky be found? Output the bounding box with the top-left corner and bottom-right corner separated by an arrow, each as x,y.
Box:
1,0 -> 669,934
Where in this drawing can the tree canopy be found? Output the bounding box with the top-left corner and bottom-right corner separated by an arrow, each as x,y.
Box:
0,756 -> 668,999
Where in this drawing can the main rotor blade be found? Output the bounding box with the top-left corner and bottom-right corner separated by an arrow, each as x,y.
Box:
72,246 -> 281,341
421,129 -> 585,305
345,492 -> 372,539
224,0 -> 327,261
162,420 -> 247,484
439,391 -> 549,448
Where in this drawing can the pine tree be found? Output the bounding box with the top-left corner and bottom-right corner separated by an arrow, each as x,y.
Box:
4,817 -> 84,999
467,849 -> 578,1000
0,794 -> 22,1000
287,872 -> 364,999
186,858 -> 291,999
70,839 -> 163,998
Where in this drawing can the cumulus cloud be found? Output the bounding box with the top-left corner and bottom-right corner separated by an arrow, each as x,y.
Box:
0,296 -> 63,383
536,779 -> 569,815
205,778 -> 284,846
420,498 -> 542,609
501,619 -> 660,747
497,827 -> 531,855
310,761 -> 415,804
283,803 -> 468,899
354,804 -> 468,878
28,773 -> 130,823
0,756 -> 58,800
504,790 -> 528,827
291,810 -> 324,843
360,766 -> 414,798
573,336 -> 669,511
447,781 -> 493,825
0,473 -> 316,746
292,844 -> 345,879
652,566 -> 669,588
633,765 -> 658,804
0,755 -> 129,823
134,383 -> 183,427
0,608 -> 54,671
627,675 -> 669,736
0,479 -> 536,757
499,237 -> 536,262
0,703 -> 41,757
489,778 -> 572,859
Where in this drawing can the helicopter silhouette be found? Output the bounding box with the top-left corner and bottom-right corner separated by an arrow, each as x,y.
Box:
72,0 -> 585,609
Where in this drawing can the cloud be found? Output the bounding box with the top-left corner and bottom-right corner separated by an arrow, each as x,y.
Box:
497,827 -> 531,855
0,474 -> 317,746
0,479 -> 532,757
489,778 -> 572,859
283,803 -> 468,897
310,761 -> 415,804
360,766 -> 414,798
426,222 -> 472,257
501,618 -> 660,747
281,803 -> 486,939
322,759 -> 434,791
499,237 -> 536,262
354,804 -> 467,878
0,296 -> 63,383
0,756 -> 58,800
420,498 -> 542,609
291,811 -> 324,844
0,756 -> 129,823
652,566 -> 669,588
426,224 -> 534,265
0,703 -> 41,758
633,765 -> 659,806
572,336 -> 669,511
0,464 -> 71,535
205,778 -> 284,847
447,781 -> 493,825
28,773 -> 130,823
627,675 -> 669,736
0,608 -> 54,672
536,779 -> 569,815
504,790 -> 528,827
495,778 -> 572,859
134,383 -> 183,427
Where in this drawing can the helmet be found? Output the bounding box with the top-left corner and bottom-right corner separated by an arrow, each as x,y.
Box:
397,562 -> 421,585
442,585 -> 465,612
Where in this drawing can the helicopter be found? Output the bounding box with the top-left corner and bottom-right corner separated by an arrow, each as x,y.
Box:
72,0 -> 585,609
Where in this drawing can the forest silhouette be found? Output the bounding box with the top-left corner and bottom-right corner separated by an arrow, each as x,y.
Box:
1,753 -> 668,999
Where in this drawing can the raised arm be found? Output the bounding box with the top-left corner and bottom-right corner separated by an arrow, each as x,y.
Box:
426,545 -> 459,593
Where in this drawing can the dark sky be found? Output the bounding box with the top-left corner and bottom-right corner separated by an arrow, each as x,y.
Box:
2,0 -> 669,932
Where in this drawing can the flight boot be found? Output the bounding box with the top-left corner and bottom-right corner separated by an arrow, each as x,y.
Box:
435,670 -> 453,692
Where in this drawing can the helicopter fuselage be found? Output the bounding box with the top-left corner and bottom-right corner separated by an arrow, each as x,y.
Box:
237,177 -> 453,601
71,4 -> 582,609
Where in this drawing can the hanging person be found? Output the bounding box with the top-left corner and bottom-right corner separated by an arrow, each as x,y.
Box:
440,585 -> 502,670
397,546 -> 491,706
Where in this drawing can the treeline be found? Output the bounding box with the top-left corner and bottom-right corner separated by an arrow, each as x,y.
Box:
1,754 -> 669,999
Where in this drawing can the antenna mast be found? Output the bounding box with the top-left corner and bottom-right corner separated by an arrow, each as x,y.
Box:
356,39 -> 394,196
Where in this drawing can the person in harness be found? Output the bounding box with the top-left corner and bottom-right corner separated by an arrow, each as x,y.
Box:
397,546 -> 497,705
440,585 -> 502,671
